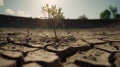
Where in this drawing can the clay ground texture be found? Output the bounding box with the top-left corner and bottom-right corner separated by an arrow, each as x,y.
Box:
0,28 -> 120,67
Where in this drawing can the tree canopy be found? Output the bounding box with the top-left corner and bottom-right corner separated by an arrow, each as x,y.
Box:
100,6 -> 120,19
77,14 -> 88,20
41,4 -> 64,19
100,9 -> 111,19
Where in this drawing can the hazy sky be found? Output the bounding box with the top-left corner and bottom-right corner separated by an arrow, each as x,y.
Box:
0,0 -> 120,19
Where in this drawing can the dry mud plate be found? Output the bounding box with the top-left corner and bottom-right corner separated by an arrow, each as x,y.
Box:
0,28 -> 120,67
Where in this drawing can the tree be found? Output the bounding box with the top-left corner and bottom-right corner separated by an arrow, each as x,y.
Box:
41,4 -> 64,42
109,6 -> 118,18
100,6 -> 120,19
100,9 -> 111,19
78,14 -> 88,20
114,14 -> 120,19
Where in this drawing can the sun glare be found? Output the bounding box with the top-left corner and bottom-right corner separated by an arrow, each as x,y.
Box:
41,0 -> 58,6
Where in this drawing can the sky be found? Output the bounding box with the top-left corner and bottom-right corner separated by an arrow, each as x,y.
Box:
0,0 -> 120,19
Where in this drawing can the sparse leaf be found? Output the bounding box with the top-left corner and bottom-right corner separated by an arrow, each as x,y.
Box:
41,4 -> 64,44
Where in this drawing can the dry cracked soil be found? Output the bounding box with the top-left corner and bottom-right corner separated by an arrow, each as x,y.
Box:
0,28 -> 120,67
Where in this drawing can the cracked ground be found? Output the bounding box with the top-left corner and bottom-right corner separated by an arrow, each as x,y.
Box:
0,28 -> 120,67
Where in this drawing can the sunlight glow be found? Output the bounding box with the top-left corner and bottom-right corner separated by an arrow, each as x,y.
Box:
41,0 -> 58,6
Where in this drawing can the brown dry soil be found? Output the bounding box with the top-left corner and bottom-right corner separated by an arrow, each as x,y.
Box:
0,28 -> 120,67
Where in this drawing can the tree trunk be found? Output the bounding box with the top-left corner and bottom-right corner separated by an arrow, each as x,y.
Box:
52,19 -> 59,42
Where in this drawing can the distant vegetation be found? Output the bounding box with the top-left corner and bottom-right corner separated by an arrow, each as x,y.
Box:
100,6 -> 120,19
77,14 -> 88,20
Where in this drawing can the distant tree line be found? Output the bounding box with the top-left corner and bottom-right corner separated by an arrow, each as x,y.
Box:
77,14 -> 88,20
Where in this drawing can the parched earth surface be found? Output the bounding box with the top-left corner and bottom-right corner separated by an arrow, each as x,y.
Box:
0,28 -> 120,67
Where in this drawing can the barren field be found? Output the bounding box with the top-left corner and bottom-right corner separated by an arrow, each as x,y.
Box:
0,28 -> 120,67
